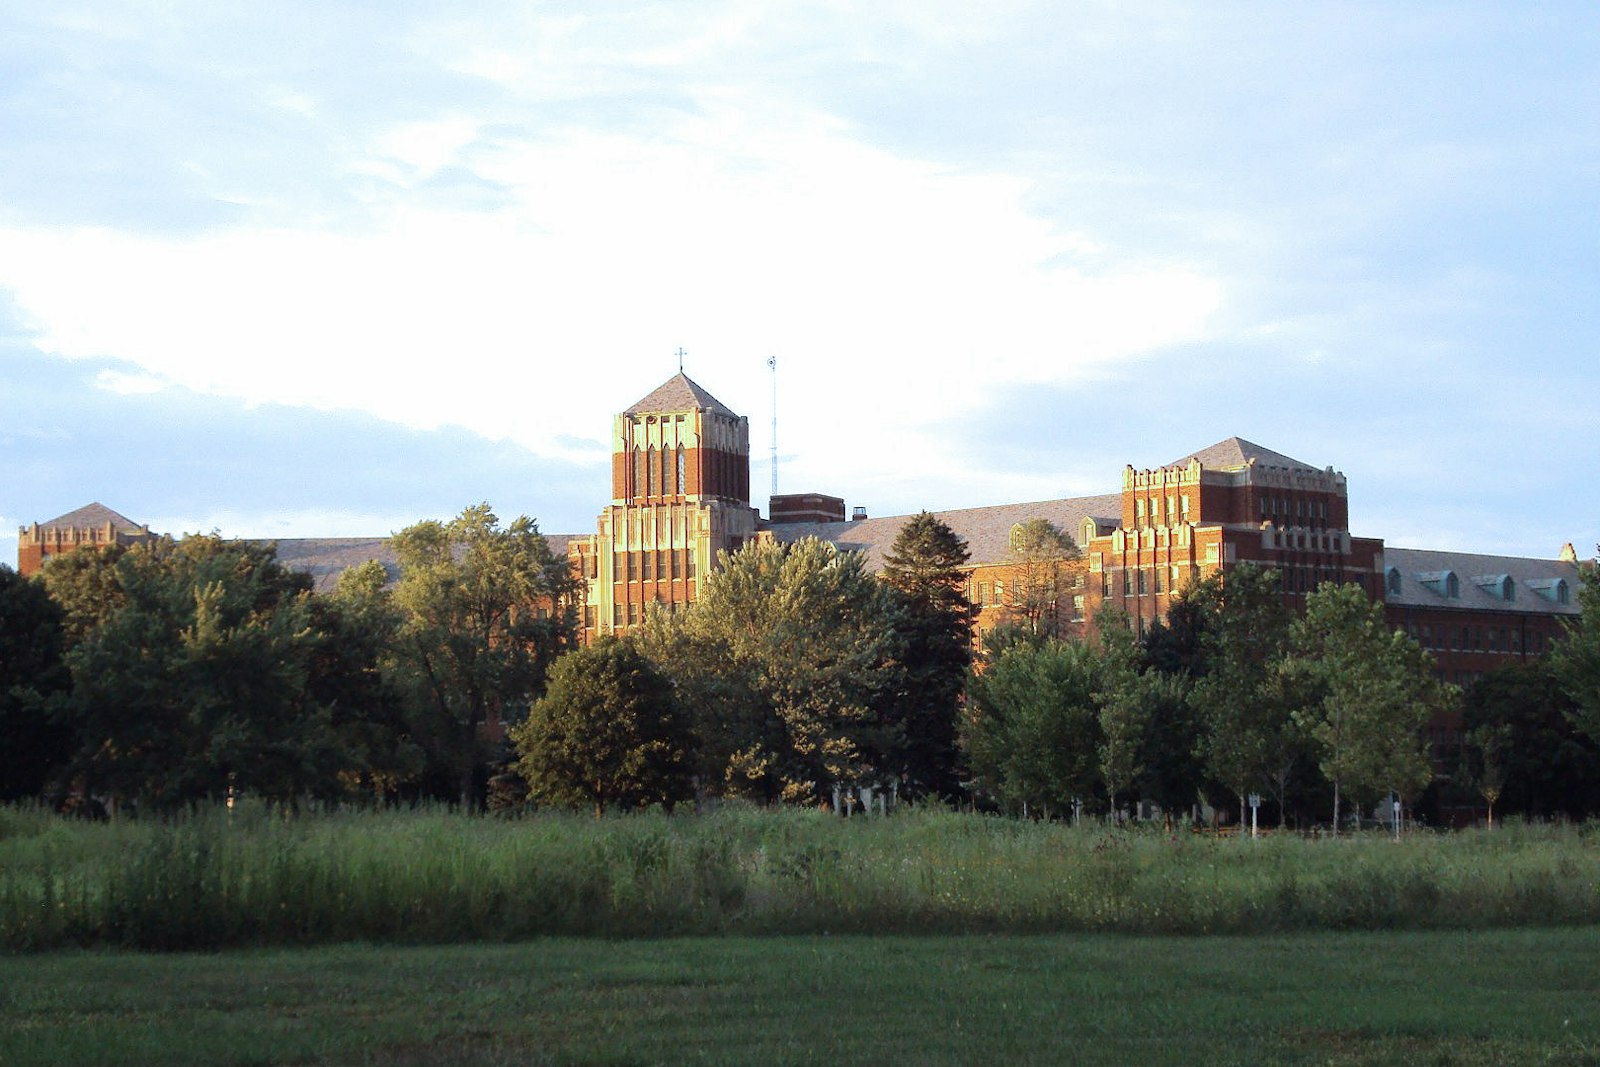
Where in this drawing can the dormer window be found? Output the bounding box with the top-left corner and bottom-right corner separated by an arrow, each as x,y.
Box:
1527,577 -> 1570,605
1472,574 -> 1515,601
1417,570 -> 1460,599
1385,567 -> 1402,596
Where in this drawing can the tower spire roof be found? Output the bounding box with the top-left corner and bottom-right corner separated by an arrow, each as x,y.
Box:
1168,436 -> 1318,472
624,372 -> 737,417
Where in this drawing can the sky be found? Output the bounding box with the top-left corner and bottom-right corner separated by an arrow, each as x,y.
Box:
3,1 -> 1597,570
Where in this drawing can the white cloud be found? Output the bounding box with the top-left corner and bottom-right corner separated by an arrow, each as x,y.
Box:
0,96 -> 1221,485
94,369 -> 168,395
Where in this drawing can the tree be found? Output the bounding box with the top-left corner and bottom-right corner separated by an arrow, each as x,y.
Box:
1134,586 -> 1213,817
45,535 -> 343,810
654,537 -> 903,804
513,638 -> 693,817
1004,518 -> 1080,638
1188,565 -> 1294,827
1461,662 -> 1600,822
964,638 -> 1102,817
1550,556 -> 1600,746
880,512 -> 978,800
0,566 -> 72,799
1291,583 -> 1448,831
307,560 -> 425,803
389,504 -> 579,809
1095,611 -> 1151,819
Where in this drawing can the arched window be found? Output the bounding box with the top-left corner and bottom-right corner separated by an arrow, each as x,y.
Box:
646,446 -> 657,496
1446,572 -> 1460,598
677,446 -> 686,496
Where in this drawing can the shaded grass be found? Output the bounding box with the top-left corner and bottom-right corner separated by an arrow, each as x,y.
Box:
3,804 -> 1599,950
4,928 -> 1599,1065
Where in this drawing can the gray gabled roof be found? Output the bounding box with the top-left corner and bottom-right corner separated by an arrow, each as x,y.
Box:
766,493 -> 1124,572
39,502 -> 145,531
624,373 -> 737,417
1382,546 -> 1582,616
1169,437 -> 1317,472
271,533 -> 576,592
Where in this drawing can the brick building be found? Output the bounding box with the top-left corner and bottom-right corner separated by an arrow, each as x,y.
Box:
16,503 -> 154,578
19,374 -> 1586,692
565,373 -> 762,642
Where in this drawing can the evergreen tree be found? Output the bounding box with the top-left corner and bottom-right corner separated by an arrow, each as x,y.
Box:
881,512 -> 978,801
1550,557 -> 1600,747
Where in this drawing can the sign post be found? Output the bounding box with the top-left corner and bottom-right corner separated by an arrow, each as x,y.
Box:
1248,793 -> 1260,839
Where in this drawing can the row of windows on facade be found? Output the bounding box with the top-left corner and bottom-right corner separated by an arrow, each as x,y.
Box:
612,549 -> 698,583
632,446 -> 689,498
969,574 -> 1086,605
1102,564 -> 1206,597
1133,494 -> 1190,527
1403,620 -> 1552,656
607,599 -> 687,628
970,583 -> 1089,620
1258,495 -> 1330,524
1103,564 -> 1359,600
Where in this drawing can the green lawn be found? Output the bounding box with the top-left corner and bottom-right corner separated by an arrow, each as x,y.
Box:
5,928 -> 1599,1066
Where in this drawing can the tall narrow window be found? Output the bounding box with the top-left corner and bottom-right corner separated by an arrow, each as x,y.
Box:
646,446 -> 657,496
676,447 -> 685,496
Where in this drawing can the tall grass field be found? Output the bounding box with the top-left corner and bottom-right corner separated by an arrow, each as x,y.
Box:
2,804 -> 1597,950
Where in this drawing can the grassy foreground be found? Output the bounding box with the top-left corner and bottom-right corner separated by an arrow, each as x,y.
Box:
5,928 -> 1600,1066
4,804 -> 1600,950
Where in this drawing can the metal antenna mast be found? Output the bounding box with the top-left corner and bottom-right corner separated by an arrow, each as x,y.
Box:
767,355 -> 778,498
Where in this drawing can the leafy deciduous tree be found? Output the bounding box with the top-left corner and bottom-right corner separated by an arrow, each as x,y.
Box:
1462,662 -> 1600,822
390,504 -> 579,809
652,537 -> 903,804
1004,518 -> 1080,638
0,566 -> 72,799
513,638 -> 693,816
1291,583 -> 1447,831
964,637 -> 1102,817
1189,565 -> 1294,826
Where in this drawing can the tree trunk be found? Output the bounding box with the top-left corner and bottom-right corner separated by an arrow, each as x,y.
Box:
1332,779 -> 1341,837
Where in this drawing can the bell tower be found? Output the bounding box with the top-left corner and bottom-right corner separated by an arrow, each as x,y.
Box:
574,372 -> 760,639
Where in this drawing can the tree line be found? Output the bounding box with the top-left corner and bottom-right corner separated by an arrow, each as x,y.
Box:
2,506 -> 1596,824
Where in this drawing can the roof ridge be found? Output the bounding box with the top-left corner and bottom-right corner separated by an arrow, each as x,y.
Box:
624,372 -> 737,417
1166,436 -> 1318,472
39,502 -> 145,531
